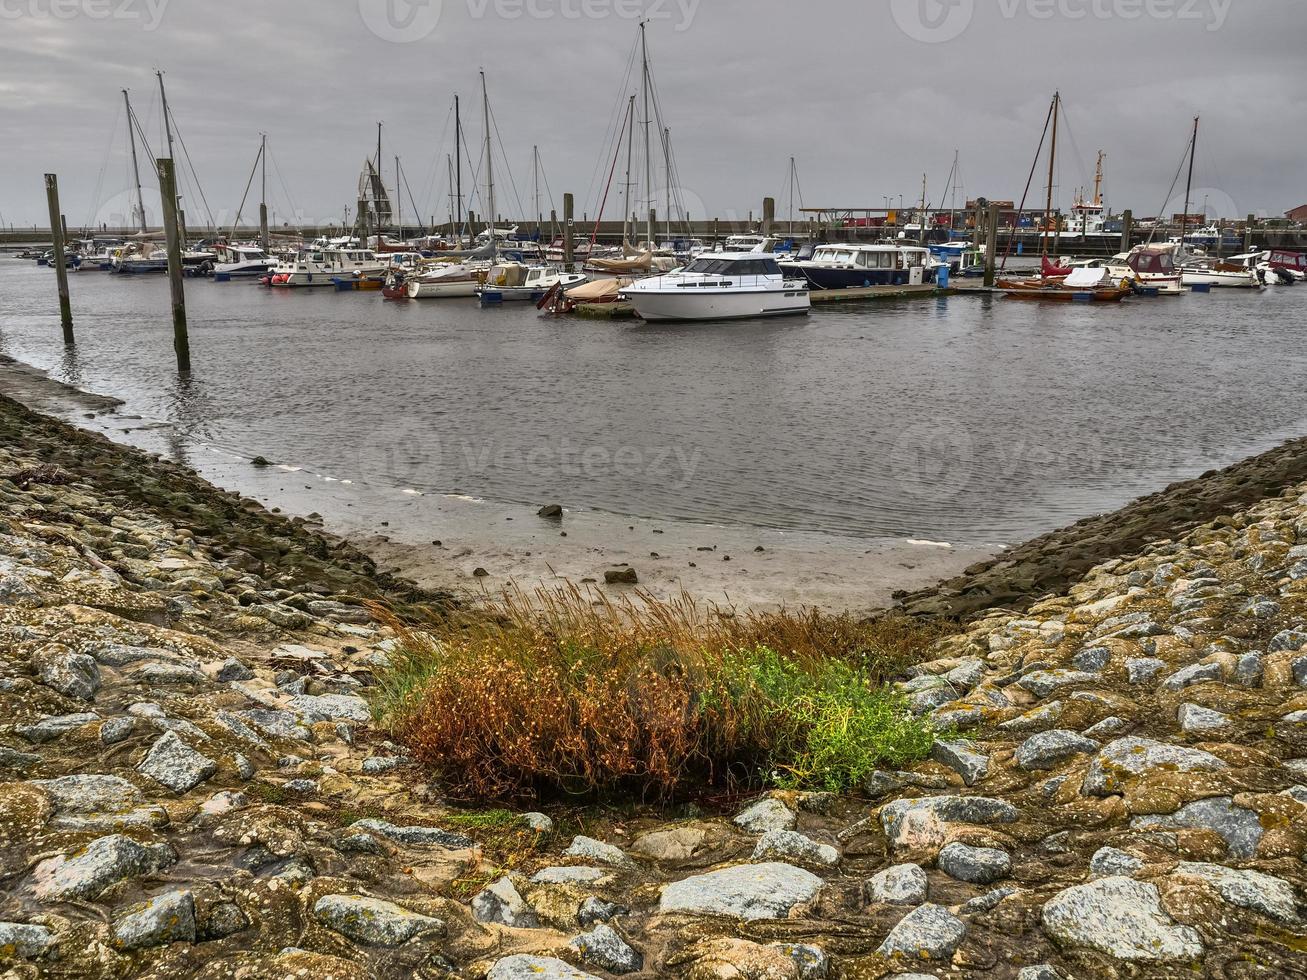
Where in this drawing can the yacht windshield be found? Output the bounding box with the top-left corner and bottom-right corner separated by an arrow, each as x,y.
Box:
684,258 -> 780,276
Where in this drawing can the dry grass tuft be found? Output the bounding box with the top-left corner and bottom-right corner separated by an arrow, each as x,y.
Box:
370,587 -> 942,803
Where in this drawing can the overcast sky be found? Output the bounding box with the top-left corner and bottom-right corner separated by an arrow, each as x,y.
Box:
1,0 -> 1303,230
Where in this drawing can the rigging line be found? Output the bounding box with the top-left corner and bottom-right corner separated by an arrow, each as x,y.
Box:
159,102 -> 215,229
267,145 -> 303,233
486,101 -> 527,228
1000,94 -> 1056,270
128,102 -> 159,177
229,142 -> 263,239
1144,133 -> 1195,246
400,163 -> 424,236
86,99 -> 123,229
583,34 -> 642,214
415,101 -> 455,224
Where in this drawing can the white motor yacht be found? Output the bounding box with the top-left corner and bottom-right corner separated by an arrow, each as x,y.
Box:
619,252 -> 810,322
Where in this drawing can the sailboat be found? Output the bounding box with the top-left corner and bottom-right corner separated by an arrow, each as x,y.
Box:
215,134 -> 275,279
997,92 -> 1132,303
1170,118 -> 1262,290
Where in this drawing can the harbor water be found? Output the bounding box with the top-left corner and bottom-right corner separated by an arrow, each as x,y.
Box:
2,258 -> 1306,551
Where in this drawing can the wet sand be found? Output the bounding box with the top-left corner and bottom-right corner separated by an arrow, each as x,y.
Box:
0,356 -> 991,614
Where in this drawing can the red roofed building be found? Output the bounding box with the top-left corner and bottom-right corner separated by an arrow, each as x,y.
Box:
1285,204 -> 1307,224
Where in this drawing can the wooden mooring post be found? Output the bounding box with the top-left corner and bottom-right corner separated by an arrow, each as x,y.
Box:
983,203 -> 1001,288
762,197 -> 775,238
1120,209 -> 1134,253
563,193 -> 575,270
156,158 -> 190,373
43,174 -> 74,345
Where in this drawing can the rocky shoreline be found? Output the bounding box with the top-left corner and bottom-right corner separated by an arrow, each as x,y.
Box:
2,392 -> 1306,977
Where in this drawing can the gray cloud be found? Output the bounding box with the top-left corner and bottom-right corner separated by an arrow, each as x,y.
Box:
0,0 -> 1302,229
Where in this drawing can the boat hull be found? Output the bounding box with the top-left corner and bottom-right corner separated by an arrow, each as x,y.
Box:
1181,269 -> 1262,288
623,287 -> 810,322
777,265 -> 925,289
406,278 -> 480,299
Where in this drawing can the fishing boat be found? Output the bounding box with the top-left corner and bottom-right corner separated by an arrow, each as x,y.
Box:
267,247 -> 386,287
213,244 -> 275,280
476,263 -> 587,304
779,243 -> 936,289
619,252 -> 810,322
997,266 -> 1133,302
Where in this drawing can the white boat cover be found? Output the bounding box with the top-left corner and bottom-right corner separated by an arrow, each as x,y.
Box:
1064,266 -> 1110,287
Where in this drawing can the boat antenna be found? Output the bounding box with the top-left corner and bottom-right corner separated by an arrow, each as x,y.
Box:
1178,116 -> 1199,255
123,89 -> 148,234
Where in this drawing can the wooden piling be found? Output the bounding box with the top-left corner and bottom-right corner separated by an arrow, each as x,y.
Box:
712,218 -> 719,247
762,197 -> 775,237
156,159 -> 190,373
43,174 -> 73,344
1120,209 -> 1133,253
1245,213 -> 1256,251
563,193 -> 575,270
983,203 -> 1001,288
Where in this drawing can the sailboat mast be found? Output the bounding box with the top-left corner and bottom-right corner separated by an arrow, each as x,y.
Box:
395,154 -> 402,238
123,89 -> 147,233
663,127 -> 671,241
1042,91 -> 1059,258
481,70 -> 495,256
259,132 -> 269,250
949,149 -> 959,238
788,157 -> 795,237
919,172 -> 928,244
641,20 -> 653,249
157,72 -> 175,161
454,96 -> 464,242
446,155 -> 454,233
533,145 -> 540,231
1178,116 -> 1199,253
622,94 -> 635,247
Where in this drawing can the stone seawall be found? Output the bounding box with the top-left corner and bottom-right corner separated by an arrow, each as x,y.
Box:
1,393 -> 1304,977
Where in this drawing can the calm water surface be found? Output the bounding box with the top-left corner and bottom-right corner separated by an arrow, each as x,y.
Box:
2,257 -> 1305,546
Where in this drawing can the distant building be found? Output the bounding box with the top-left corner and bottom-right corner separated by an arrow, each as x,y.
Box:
1285,204 -> 1307,223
